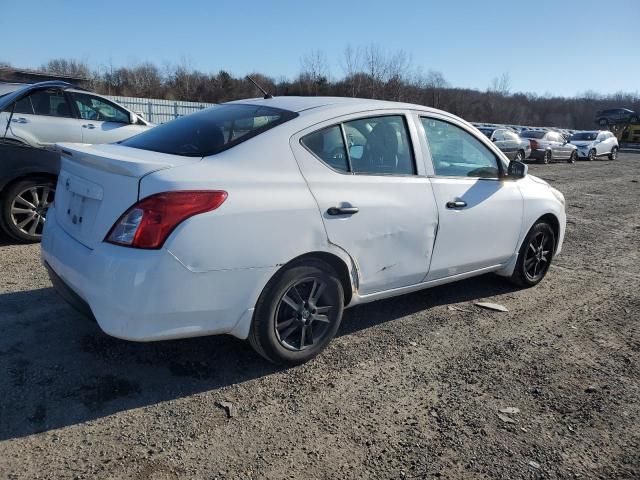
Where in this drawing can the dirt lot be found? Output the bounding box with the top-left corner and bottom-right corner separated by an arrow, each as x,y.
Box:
0,153 -> 638,480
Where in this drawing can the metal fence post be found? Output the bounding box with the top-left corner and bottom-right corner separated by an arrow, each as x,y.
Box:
174,102 -> 178,120
147,101 -> 153,124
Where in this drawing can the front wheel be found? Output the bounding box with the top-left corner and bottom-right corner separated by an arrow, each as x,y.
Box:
608,147 -> 618,160
249,259 -> 344,365
568,151 -> 577,164
0,177 -> 56,242
510,222 -> 556,287
587,149 -> 596,161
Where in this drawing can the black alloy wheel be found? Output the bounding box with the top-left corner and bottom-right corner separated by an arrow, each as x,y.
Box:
249,259 -> 344,365
509,222 -> 556,287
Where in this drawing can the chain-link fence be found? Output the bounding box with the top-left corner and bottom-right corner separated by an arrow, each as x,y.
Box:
106,95 -> 215,124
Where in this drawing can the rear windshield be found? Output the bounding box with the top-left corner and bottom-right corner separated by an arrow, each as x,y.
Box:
519,131 -> 545,139
121,104 -> 298,157
571,132 -> 597,141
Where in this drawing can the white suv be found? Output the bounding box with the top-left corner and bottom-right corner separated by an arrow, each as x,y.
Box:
0,81 -> 152,148
570,130 -> 619,161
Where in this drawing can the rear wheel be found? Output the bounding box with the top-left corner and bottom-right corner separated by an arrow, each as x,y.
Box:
588,149 -> 596,161
249,259 -> 344,365
514,150 -> 525,162
538,150 -> 551,164
608,147 -> 618,160
568,151 -> 577,164
510,222 -> 556,288
0,177 -> 56,242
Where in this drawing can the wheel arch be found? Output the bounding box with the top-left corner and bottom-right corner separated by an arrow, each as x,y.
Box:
0,172 -> 58,194
535,213 -> 560,252
276,251 -> 356,307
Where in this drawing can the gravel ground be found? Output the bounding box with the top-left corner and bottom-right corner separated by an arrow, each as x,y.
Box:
0,154 -> 638,480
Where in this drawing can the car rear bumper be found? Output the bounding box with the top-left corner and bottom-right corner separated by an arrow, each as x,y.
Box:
528,149 -> 547,160
41,206 -> 276,341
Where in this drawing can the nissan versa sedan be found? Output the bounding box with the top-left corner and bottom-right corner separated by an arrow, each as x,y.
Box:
42,97 -> 566,365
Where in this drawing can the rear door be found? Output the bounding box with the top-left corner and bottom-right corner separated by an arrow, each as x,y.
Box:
291,111 -> 438,295
6,90 -> 82,147
68,92 -> 145,144
418,115 -> 523,279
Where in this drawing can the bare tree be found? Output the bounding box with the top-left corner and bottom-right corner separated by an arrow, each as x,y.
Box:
488,72 -> 511,96
300,49 -> 330,95
40,58 -> 92,79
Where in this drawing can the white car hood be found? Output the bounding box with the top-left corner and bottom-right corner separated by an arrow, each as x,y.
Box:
571,141 -> 593,147
528,175 -> 549,187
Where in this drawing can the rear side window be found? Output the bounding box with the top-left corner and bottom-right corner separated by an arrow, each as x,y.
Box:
301,115 -> 416,175
30,90 -> 73,118
122,104 -> 298,157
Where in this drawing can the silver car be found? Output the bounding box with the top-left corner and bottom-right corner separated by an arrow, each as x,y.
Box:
0,81 -> 152,148
520,130 -> 578,164
569,131 -> 619,161
476,127 -> 531,162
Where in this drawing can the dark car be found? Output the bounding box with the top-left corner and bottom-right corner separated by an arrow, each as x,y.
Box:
595,108 -> 639,126
0,82 -> 66,242
519,130 -> 578,164
476,127 -> 531,162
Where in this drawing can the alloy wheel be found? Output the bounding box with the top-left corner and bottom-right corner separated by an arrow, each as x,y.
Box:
524,231 -> 553,282
514,151 -> 524,162
274,277 -> 336,351
10,184 -> 55,238
610,148 -> 617,160
588,149 -> 596,161
544,151 -> 551,164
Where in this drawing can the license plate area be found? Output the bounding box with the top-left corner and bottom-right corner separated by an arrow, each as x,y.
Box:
57,172 -> 104,241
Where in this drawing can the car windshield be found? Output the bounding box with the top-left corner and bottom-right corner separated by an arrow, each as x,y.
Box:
571,132 -> 597,141
520,131 -> 545,139
121,104 -> 298,157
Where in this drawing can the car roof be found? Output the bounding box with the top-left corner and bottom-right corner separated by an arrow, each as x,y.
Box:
226,96 -> 437,114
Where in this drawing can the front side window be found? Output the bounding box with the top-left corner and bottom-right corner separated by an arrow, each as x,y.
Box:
421,117 -> 500,178
301,115 -> 415,175
122,104 -> 297,157
29,90 -> 73,118
71,92 -> 130,123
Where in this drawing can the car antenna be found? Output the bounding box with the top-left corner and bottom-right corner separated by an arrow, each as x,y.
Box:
246,75 -> 273,99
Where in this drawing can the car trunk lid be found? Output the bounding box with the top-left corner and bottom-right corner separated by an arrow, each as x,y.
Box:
54,143 -> 200,250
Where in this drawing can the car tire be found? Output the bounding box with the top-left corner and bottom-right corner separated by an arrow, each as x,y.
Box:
608,147 -> 618,160
588,149 -> 596,161
568,151 -> 577,164
0,176 -> 56,243
538,150 -> 551,164
509,221 -> 556,288
248,259 -> 344,365
514,150 -> 525,162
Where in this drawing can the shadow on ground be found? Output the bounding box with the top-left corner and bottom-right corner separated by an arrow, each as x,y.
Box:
0,274 -> 518,441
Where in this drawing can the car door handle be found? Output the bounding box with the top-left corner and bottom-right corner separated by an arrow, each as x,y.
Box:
446,201 -> 467,209
83,124 -> 96,129
11,117 -> 28,124
327,206 -> 359,216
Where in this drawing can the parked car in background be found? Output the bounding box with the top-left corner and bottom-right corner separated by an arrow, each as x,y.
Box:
569,130 -> 619,160
0,81 -> 152,149
476,127 -> 530,161
0,81 -> 154,242
595,108 -> 639,126
43,97 -> 566,365
520,130 -> 578,164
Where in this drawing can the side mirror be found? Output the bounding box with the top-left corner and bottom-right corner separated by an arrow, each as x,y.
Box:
507,160 -> 527,179
492,137 -> 497,142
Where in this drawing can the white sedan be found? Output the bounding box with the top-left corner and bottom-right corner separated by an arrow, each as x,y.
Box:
42,97 -> 566,365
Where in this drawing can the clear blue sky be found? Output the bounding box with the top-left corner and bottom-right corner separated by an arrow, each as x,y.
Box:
1,0 -> 638,97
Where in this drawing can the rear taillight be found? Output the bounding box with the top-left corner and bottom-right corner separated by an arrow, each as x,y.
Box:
529,139 -> 539,149
105,190 -> 227,249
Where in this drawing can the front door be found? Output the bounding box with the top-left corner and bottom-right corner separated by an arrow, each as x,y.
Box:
291,113 -> 438,295
68,92 -> 142,144
418,116 -> 524,280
